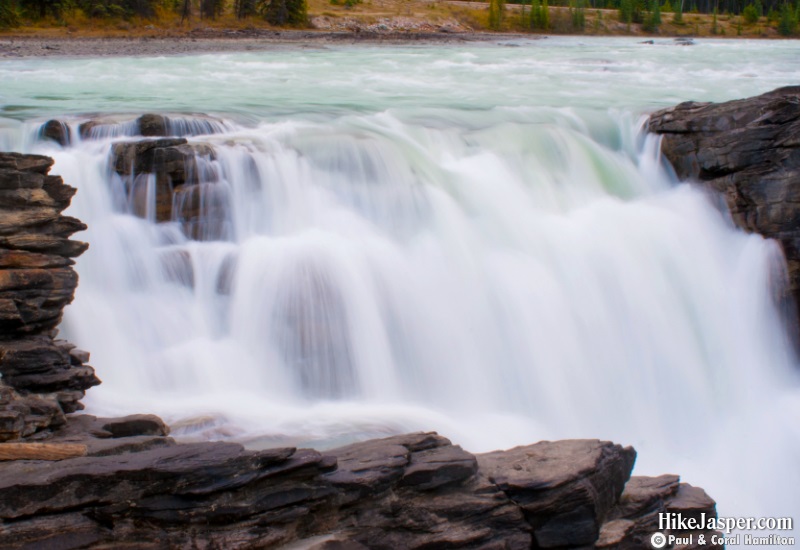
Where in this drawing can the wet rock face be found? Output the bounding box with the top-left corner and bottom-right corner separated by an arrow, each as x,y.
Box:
38,113 -> 231,241
61,113 -> 227,142
136,113 -> 169,137
38,120 -> 71,147
0,426 -> 719,550
649,86 -> 800,321
0,153 -> 98,440
110,136 -> 229,240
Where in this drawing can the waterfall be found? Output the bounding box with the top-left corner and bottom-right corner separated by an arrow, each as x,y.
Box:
4,37 -> 800,535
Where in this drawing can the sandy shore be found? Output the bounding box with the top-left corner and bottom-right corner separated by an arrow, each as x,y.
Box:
0,29 -> 521,59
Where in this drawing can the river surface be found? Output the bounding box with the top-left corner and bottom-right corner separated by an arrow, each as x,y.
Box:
1,37 -> 799,533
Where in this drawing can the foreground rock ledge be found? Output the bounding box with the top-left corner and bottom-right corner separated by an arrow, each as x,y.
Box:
649,86 -> 800,328
0,419 -> 720,550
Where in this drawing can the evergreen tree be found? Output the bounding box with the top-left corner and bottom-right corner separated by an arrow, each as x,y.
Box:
262,0 -> 306,25
0,0 -> 17,27
632,0 -> 645,22
488,0 -> 505,30
541,0 -> 549,28
778,1 -> 798,34
201,0 -> 224,18
619,0 -> 633,23
743,2 -> 759,21
673,0 -> 683,20
530,0 -> 541,29
711,5 -> 718,31
767,5 -> 778,20
570,0 -> 586,28
180,0 -> 191,21
235,0 -> 257,18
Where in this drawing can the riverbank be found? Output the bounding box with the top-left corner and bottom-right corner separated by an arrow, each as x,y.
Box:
0,0 -> 792,57
0,31 -> 508,58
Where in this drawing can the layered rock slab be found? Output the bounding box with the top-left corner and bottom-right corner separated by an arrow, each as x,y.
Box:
0,153 -> 98,440
0,424 -> 717,550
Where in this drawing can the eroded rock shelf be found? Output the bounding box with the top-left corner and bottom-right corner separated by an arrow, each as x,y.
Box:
649,86 -> 800,333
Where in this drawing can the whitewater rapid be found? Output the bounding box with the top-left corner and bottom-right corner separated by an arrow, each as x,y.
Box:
2,37 -> 799,533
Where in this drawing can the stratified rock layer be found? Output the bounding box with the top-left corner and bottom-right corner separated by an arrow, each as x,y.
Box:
0,153 -> 98,440
0,425 -> 720,550
649,86 -> 800,318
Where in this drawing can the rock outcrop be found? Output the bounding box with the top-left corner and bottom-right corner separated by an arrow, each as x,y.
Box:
39,119 -> 71,147
0,423 -> 721,550
0,153 -> 99,440
39,113 -> 231,240
649,86 -> 800,323
111,138 -> 217,218
38,114 -> 231,241
110,136 -> 230,240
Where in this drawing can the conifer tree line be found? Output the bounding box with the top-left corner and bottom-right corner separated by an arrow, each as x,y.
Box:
505,0 -> 796,16
0,0 -> 796,33
499,0 -> 799,34
0,0 -> 307,26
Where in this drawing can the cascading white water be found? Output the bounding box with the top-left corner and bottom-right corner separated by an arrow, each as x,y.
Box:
3,37 -> 800,536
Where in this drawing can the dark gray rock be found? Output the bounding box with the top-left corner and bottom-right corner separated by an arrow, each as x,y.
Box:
400,441 -> 477,490
307,540 -> 370,550
325,432 -> 429,497
137,113 -> 169,137
77,118 -> 121,140
597,475 -> 721,550
0,441 -> 299,519
323,432 -> 532,549
649,86 -> 800,331
39,119 -> 71,147
101,414 -> 170,438
0,153 -> 54,174
0,152 -> 92,439
79,114 -> 225,140
0,420 -> 717,550
110,138 -> 219,227
478,439 -> 636,548
610,474 -> 681,520
666,482 -> 717,520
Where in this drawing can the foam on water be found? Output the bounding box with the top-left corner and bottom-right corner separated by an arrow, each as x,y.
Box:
4,37 -> 800,534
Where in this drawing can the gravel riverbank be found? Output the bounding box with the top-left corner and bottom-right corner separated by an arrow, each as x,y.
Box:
0,29 -> 523,58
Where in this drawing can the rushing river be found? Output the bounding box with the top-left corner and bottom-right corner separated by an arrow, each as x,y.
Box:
1,37 -> 799,531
